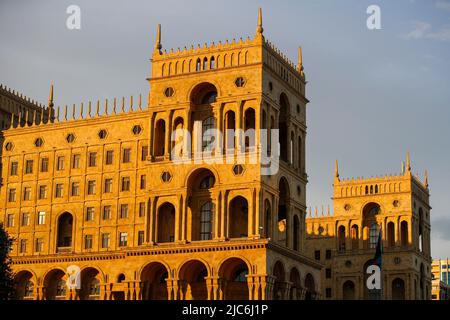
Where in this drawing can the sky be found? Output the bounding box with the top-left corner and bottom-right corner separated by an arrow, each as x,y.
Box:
1,0 -> 449,259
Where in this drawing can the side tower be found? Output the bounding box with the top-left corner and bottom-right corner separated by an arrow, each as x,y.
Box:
306,154 -> 432,300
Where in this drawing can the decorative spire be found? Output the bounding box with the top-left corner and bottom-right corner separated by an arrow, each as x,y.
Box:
406,151 -> 411,173
256,7 -> 264,36
334,159 -> 339,179
297,47 -> 304,73
401,161 -> 405,174
48,82 -> 54,108
155,24 -> 162,53
424,170 -> 429,188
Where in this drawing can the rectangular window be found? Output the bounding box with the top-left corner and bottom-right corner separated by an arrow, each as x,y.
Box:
122,148 -> 131,163
37,212 -> 45,225
326,288 -> 332,299
121,177 -> 130,192
35,238 -> 44,252
326,249 -> 332,260
139,202 -> 146,217
105,150 -> 114,165
57,156 -> 65,171
141,146 -> 149,161
21,213 -> 30,226
104,178 -> 113,193
7,214 -> 14,227
71,182 -> 80,196
102,205 -> 112,220
88,152 -> 97,167
120,204 -> 128,219
101,233 -> 110,248
10,161 -> 18,176
140,175 -> 146,190
8,188 -> 16,202
84,235 -> 93,249
40,157 -> 49,172
20,239 -> 27,253
87,180 -> 96,195
25,160 -> 33,174
55,184 -> 64,198
326,268 -> 332,279
38,185 -> 47,199
86,207 -> 95,221
72,154 -> 81,169
138,231 -> 145,246
119,232 -> 128,247
314,250 -> 321,261
23,187 -> 31,201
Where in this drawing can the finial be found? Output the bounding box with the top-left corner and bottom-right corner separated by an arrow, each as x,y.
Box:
88,101 -> 92,117
298,47 -> 304,74
155,24 -> 162,53
334,159 -> 339,179
56,106 -> 60,122
138,94 -> 142,111
80,102 -> 84,119
96,100 -> 100,116
105,98 -> 108,115
64,105 -> 68,121
72,104 -> 76,120
121,97 -> 125,112
327,205 -> 331,216
130,96 -> 133,112
113,97 -> 117,114
10,113 -> 14,128
401,161 -> 405,174
48,82 -> 54,108
315,207 -> 318,217
406,151 -> 411,173
424,170 -> 429,188
256,7 -> 264,35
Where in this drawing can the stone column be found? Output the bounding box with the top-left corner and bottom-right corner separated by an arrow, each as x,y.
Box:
220,190 -> 228,239
214,191 -> 221,240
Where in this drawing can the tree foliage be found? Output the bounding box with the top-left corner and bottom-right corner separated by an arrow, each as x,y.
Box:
0,223 -> 15,300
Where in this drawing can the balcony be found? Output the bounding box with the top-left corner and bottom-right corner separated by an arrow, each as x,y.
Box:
56,246 -> 73,253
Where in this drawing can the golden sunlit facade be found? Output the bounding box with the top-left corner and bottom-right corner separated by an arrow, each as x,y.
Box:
0,9 -> 323,300
305,158 -> 432,300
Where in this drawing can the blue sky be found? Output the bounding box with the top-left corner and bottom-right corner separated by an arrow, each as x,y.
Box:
1,0 -> 449,258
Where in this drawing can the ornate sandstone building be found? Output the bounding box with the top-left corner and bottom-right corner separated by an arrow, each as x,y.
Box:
0,9 -> 323,300
305,157 -> 432,300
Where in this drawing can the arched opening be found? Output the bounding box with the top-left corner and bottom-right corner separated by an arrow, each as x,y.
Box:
278,177 -> 289,223
196,58 -> 201,71
351,225 -> 359,250
202,116 -> 215,152
203,57 -> 208,70
44,269 -> 67,300
14,271 -> 34,300
401,221 -> 408,247
117,274 -> 125,283
186,168 -> 215,241
297,136 -> 302,171
289,268 -> 301,300
157,202 -> 176,243
304,274 -> 316,300
179,260 -> 208,300
172,117 -> 185,158
293,215 -> 300,251
279,93 -> 290,162
224,110 -> 235,153
362,203 -> 381,249
264,200 -> 272,239
57,212 -> 73,249
141,262 -> 169,300
392,278 -> 405,300
420,263 -> 425,300
229,196 -> 248,238
79,268 -> 101,300
244,108 -> 255,151
219,258 -> 249,300
387,222 -> 395,247
338,225 -> 346,252
154,119 -> 166,157
210,56 -> 215,69
273,261 -> 285,300
343,280 -> 355,300
418,208 -> 424,252
290,132 -> 294,164
190,82 -> 218,105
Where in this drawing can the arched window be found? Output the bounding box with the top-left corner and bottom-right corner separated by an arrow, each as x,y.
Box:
56,279 -> 66,297
201,92 -> 217,104
290,132 -> 294,164
264,200 -> 271,238
369,223 -> 380,249
279,93 -> 290,162
244,108 -> 255,150
24,280 -> 34,298
392,278 -> 405,300
157,203 -> 175,243
351,225 -> 359,250
401,221 -> 408,247
196,58 -> 201,71
89,278 -> 100,297
154,119 -> 166,157
293,215 -> 300,251
343,280 -> 355,300
229,196 -> 248,238
298,136 -> 302,171
233,268 -> 248,283
200,201 -> 213,240
365,186 -> 369,195
387,222 -> 395,247
338,226 -> 346,252
210,56 -> 215,69
202,116 -> 215,152
203,57 -> 208,70
57,212 -> 73,249
200,175 -> 215,189
224,111 -> 235,152
418,208 -> 424,252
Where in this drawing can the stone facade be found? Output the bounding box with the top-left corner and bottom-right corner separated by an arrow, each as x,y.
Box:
0,9 -> 322,300
305,158 -> 432,300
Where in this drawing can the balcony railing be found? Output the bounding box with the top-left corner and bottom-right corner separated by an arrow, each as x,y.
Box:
56,246 -> 72,253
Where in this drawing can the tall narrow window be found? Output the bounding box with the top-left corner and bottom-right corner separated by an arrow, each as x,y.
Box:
20,239 -> 27,253
71,182 -> 80,196
37,212 -> 45,225
139,202 -> 146,217
72,154 -> 81,169
104,178 -> 113,193
38,185 -> 47,199
10,161 -> 18,176
200,202 -> 213,240
122,148 -> 131,163
23,187 -> 31,201
369,223 -> 380,249
21,213 -> 30,226
119,232 -> 128,247
55,184 -> 64,198
87,180 -> 96,195
8,188 -> 16,202
84,235 -> 93,249
40,158 -> 49,172
88,152 -> 97,167
105,150 -> 114,165
154,120 -> 166,157
85,207 -> 95,221
202,116 -> 215,151
102,206 -> 111,220
120,204 -> 128,219
196,58 -> 201,71
101,233 -> 110,248
121,177 -> 130,192
141,146 -> 149,161
35,238 -> 44,252
140,175 -> 146,190
57,156 -> 65,171
138,231 -> 145,246
7,214 -> 14,227
210,56 -> 215,69
25,160 -> 33,174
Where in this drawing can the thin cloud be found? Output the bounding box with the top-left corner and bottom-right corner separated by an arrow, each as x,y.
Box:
404,21 -> 450,42
436,0 -> 450,11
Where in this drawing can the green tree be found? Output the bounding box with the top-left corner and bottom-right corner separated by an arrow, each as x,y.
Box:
0,223 -> 15,300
